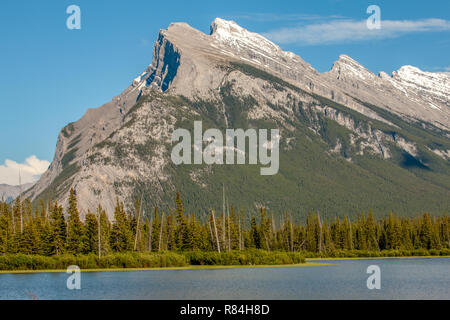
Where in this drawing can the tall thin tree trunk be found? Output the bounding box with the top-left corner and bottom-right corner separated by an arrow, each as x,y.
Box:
19,171 -> 23,234
166,220 -> 170,250
134,195 -> 143,251
290,214 -> 294,252
208,220 -> 215,250
264,233 -> 271,252
159,213 -> 164,252
349,221 -> 353,250
148,217 -> 153,252
227,203 -> 231,251
318,211 -> 322,253
222,184 -> 226,246
222,212 -> 225,247
272,214 -> 276,238
97,211 -> 101,258
212,210 -> 221,253
238,216 -> 242,251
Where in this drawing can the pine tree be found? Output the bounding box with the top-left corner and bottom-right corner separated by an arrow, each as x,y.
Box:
84,210 -> 99,254
366,210 -> 379,251
151,208 -> 161,251
419,213 -> 433,249
249,216 -> 260,249
166,210 -> 177,251
110,198 -> 132,252
20,208 -> 39,254
305,213 -> 316,252
97,204 -> 111,255
66,188 -> 85,254
0,210 -> 9,254
49,202 -> 66,255
175,193 -> 189,250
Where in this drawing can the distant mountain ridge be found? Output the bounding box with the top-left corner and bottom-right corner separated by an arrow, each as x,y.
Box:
0,183 -> 34,204
24,18 -> 450,220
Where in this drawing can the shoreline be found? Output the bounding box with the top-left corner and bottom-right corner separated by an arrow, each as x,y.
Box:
0,262 -> 330,274
1,256 -> 448,275
306,255 -> 450,261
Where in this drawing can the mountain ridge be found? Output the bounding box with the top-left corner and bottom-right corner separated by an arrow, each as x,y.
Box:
23,18 -> 449,219
0,183 -> 34,203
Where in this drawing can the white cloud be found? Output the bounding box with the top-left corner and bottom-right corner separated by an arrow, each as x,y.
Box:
263,18 -> 450,45
0,155 -> 50,185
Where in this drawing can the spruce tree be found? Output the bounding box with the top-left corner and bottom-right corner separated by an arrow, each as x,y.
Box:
110,198 -> 132,252
420,213 -> 433,249
49,202 -> 66,255
249,217 -> 260,249
66,188 -> 85,254
175,193 -> 188,250
84,210 -> 99,254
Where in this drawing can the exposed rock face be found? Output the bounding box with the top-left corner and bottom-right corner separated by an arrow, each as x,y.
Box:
24,18 -> 450,219
328,56 -> 450,131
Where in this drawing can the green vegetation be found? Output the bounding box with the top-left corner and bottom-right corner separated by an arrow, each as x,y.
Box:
61,123 -> 75,138
185,250 -> 305,266
61,147 -> 78,168
136,61 -> 447,218
0,250 -> 308,271
66,135 -> 82,151
0,252 -> 187,271
34,163 -> 79,202
0,190 -> 448,271
303,248 -> 450,259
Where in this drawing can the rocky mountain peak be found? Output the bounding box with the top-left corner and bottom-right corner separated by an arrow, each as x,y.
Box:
210,17 -> 241,35
391,65 -> 450,110
210,18 -> 279,53
23,18 -> 450,219
394,65 -> 450,89
209,18 -> 303,64
330,54 -> 376,81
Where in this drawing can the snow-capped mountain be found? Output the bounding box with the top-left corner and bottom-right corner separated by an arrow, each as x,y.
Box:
328,55 -> 450,131
24,18 -> 450,219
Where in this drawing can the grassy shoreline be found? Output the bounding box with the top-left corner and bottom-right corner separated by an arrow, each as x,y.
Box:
0,250 -> 306,272
0,262 -> 331,274
2,255 -> 449,274
1,249 -> 448,274
307,255 -> 450,261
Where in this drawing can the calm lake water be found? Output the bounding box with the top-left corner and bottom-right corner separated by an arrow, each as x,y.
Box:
0,257 -> 448,300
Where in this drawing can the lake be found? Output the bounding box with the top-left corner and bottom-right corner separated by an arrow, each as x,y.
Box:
0,257 -> 448,300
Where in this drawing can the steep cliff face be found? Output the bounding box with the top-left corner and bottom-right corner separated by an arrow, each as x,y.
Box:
25,18 -> 450,219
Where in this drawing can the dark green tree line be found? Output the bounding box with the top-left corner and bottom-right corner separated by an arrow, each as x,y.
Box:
0,191 -> 448,256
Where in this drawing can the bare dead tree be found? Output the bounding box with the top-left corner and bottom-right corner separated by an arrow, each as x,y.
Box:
227,201 -> 231,252
318,211 -> 322,253
134,194 -> 144,251
159,212 -> 165,252
208,219 -> 215,250
212,210 -> 221,253
148,216 -> 153,252
238,215 -> 242,250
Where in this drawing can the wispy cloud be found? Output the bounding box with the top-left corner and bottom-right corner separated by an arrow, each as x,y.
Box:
0,155 -> 49,185
263,18 -> 450,45
432,66 -> 450,74
224,13 -> 343,23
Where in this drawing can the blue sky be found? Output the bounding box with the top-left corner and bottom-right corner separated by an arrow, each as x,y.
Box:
1,0 -> 449,185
